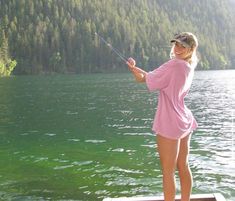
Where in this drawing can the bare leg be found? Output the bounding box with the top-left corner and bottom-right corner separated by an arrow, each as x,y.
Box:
177,133 -> 192,201
157,134 -> 180,201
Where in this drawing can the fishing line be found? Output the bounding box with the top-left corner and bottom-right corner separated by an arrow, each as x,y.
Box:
95,32 -> 128,63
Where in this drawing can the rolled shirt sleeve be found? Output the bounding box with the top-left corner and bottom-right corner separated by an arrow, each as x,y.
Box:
146,60 -> 172,92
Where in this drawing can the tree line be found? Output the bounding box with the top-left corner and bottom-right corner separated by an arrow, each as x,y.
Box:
0,0 -> 234,75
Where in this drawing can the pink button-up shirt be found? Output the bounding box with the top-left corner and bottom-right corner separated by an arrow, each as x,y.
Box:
146,58 -> 198,139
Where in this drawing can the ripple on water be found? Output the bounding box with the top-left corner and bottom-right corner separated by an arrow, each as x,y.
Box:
67,138 -> 80,142
105,175 -> 160,188
66,111 -> 79,115
85,139 -> 106,143
107,148 -> 137,156
79,186 -> 89,190
119,110 -> 133,115
33,157 -> 48,163
72,161 -> 93,166
140,144 -> 156,149
108,166 -> 144,174
109,148 -> 125,152
53,161 -> 93,170
20,132 -> 29,136
44,133 -> 57,137
123,132 -> 154,136
54,164 -> 74,170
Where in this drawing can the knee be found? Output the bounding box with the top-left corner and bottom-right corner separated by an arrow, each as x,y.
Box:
177,162 -> 190,173
161,165 -> 176,176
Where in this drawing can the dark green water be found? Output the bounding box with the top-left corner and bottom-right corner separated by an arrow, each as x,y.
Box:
0,71 -> 234,201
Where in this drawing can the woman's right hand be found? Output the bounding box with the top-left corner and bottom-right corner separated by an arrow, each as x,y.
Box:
126,57 -> 136,69
126,57 -> 146,83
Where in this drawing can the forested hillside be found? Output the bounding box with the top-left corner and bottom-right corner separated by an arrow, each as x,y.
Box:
0,0 -> 234,74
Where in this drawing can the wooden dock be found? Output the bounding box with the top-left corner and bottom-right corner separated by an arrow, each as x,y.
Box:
103,193 -> 226,201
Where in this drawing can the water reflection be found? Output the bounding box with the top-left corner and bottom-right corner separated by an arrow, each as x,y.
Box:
189,71 -> 235,199
0,71 -> 234,200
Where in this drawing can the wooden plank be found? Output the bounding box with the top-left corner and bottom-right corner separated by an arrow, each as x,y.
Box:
213,193 -> 227,201
103,193 -> 226,201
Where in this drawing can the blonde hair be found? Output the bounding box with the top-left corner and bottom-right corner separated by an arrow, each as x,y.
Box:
170,32 -> 199,68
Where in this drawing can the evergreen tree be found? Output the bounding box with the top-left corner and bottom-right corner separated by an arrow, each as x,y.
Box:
0,27 -> 17,76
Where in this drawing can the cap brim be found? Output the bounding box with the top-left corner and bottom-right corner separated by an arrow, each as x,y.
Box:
170,39 -> 178,43
170,39 -> 190,48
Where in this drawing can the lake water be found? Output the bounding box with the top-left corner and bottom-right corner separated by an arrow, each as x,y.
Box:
0,71 -> 234,201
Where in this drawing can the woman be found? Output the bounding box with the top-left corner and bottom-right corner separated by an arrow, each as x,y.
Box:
126,32 -> 199,201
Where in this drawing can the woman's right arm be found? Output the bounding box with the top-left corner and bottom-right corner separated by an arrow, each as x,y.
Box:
126,58 -> 147,83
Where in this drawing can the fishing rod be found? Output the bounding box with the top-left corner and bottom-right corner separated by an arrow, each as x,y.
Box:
95,32 -> 128,63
